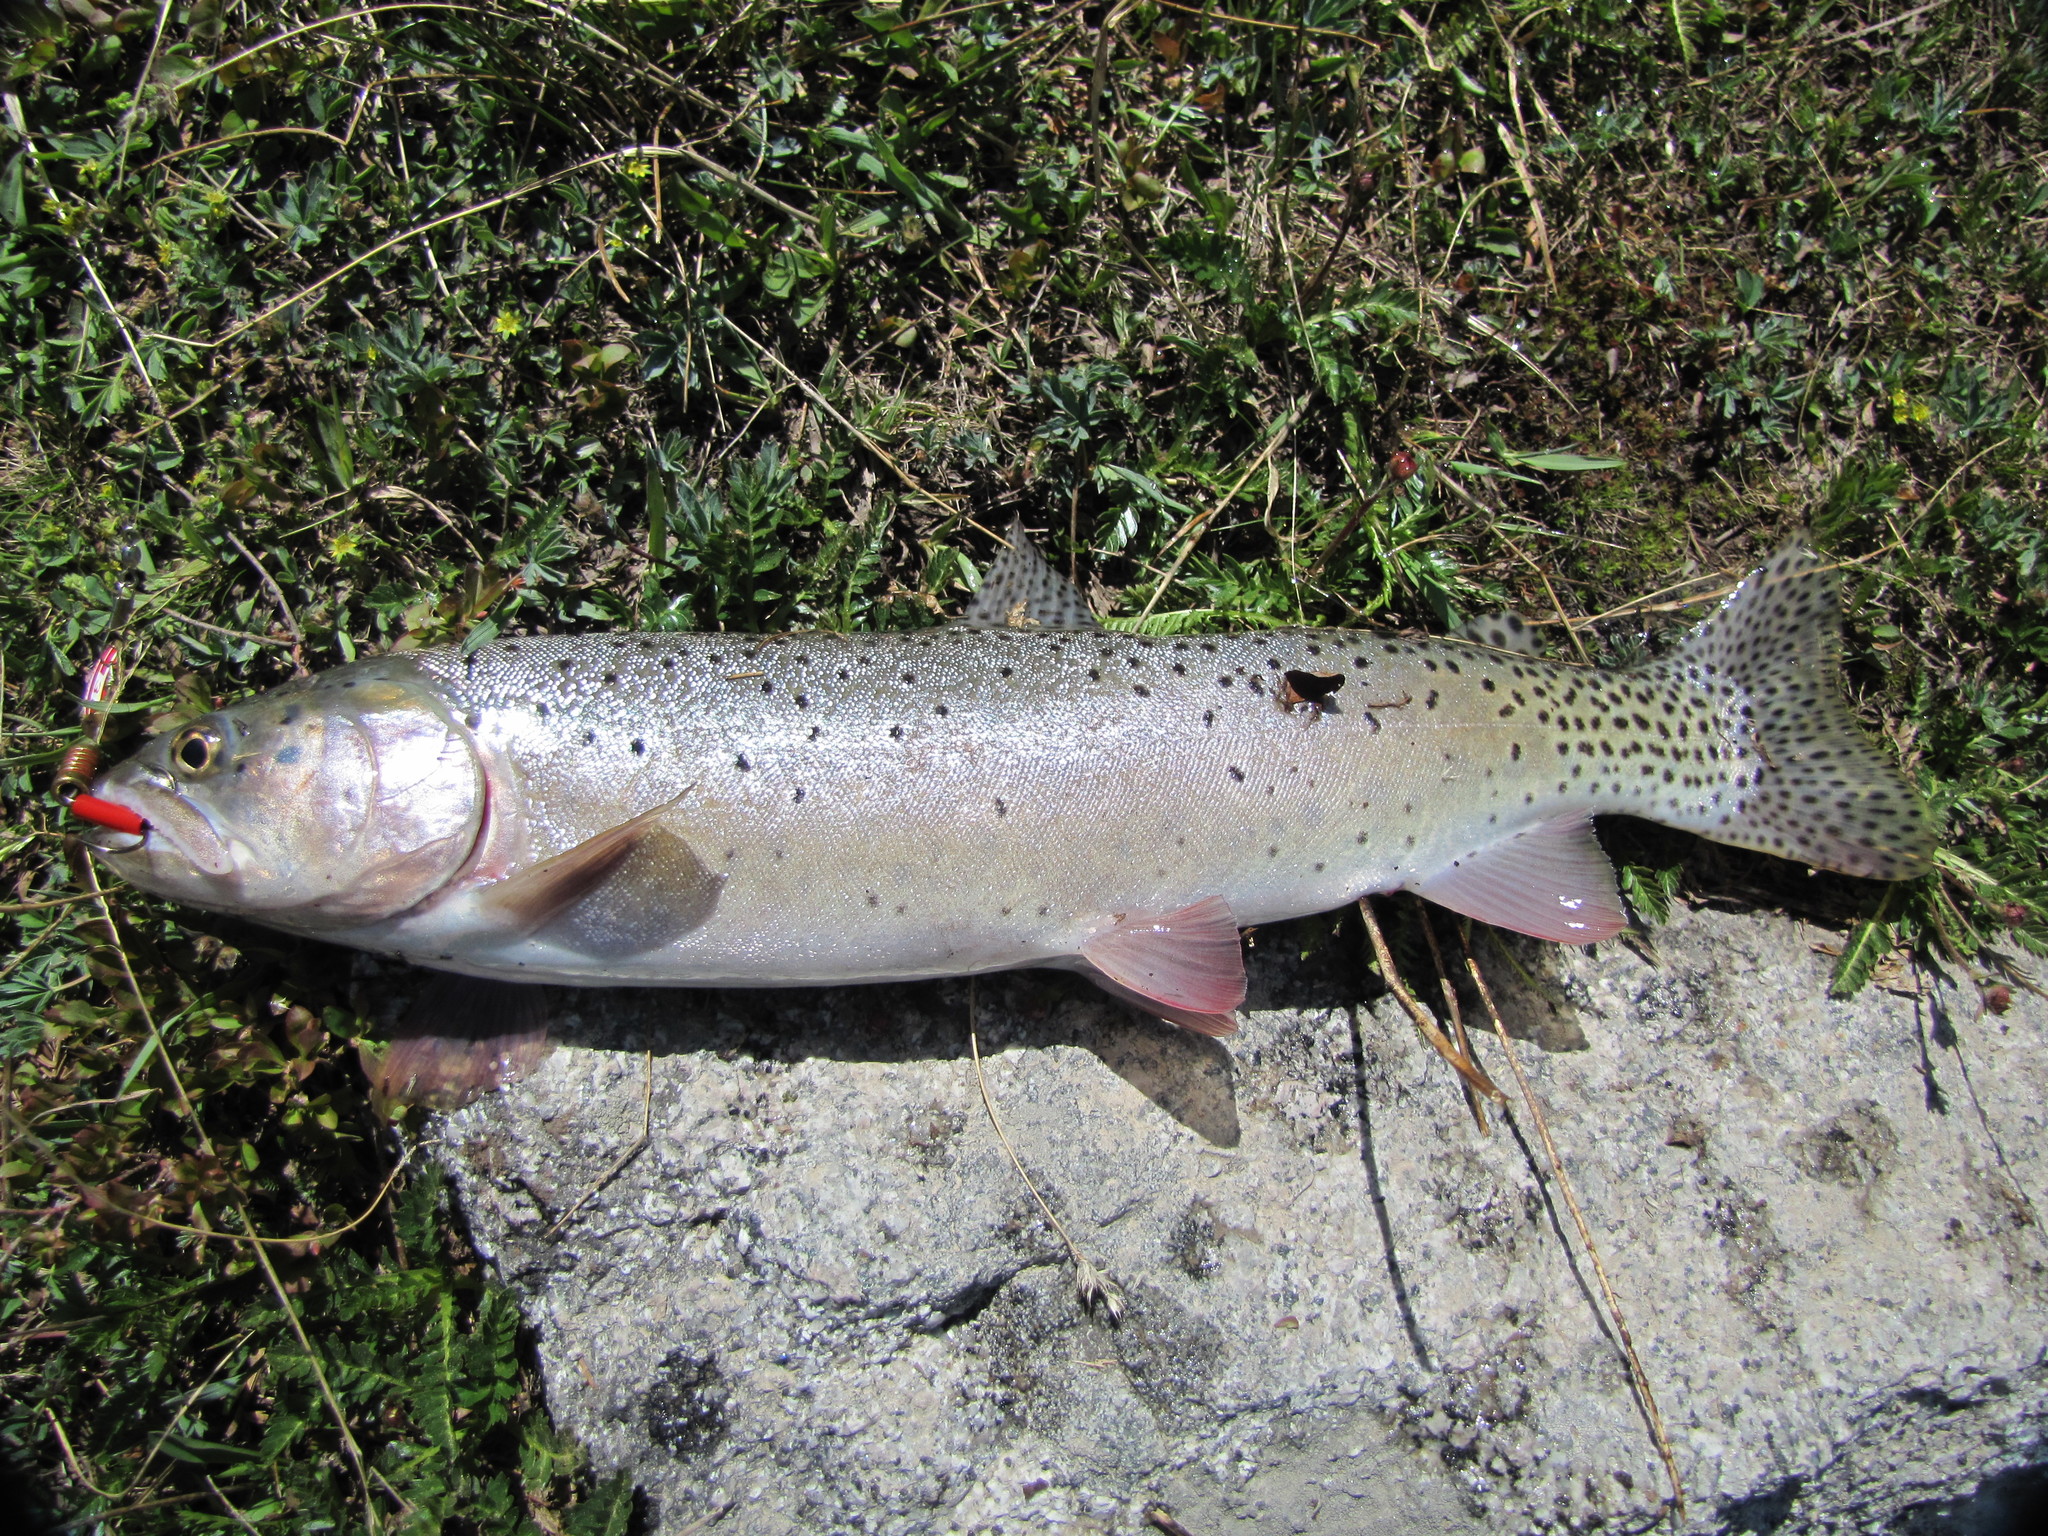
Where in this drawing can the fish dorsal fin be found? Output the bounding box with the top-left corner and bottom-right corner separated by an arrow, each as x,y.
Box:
1413,814 -> 1626,944
474,792 -> 722,955
961,516 -> 1102,631
367,974 -> 552,1111
1079,895 -> 1246,1019
1452,611 -> 1543,655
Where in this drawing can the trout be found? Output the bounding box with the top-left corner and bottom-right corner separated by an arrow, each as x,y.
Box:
76,534 -> 1935,1090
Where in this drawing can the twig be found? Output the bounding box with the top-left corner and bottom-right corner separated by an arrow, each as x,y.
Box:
42,1402 -> 115,1499
1358,898 -> 1505,1104
157,608 -> 296,649
1499,533 -> 1594,666
204,1477 -> 265,1536
1466,934 -> 1684,1523
49,1493 -> 211,1531
0,891 -> 104,914
77,860 -> 384,1533
967,983 -> 1123,1320
1417,906 -> 1489,1133
543,1052 -> 654,1240
716,314 -> 958,519
1135,394 -> 1309,625
217,528 -> 305,672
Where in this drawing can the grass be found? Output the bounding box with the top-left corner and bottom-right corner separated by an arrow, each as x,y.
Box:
0,0 -> 2043,1527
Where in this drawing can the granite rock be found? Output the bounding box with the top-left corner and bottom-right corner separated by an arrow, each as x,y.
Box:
429,903 -> 2048,1534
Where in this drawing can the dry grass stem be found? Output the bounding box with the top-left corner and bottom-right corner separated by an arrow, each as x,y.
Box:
544,1051 -> 656,1241
1466,935 -> 1685,1523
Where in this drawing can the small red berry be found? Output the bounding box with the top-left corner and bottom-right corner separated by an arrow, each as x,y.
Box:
1389,450 -> 1418,480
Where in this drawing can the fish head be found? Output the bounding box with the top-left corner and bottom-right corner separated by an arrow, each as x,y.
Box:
84,662 -> 484,923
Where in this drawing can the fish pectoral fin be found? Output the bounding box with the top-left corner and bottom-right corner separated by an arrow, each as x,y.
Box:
366,974 -> 551,1111
960,515 -> 1103,631
1079,895 -> 1246,1023
474,794 -> 722,957
1412,813 -> 1627,944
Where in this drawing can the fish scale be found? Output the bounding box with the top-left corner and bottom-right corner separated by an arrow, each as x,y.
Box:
84,538 -> 1936,1054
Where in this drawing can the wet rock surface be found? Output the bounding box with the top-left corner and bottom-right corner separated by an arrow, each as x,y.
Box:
431,905 -> 2048,1533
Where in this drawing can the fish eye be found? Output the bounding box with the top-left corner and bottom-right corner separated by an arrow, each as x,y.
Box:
171,724 -> 223,778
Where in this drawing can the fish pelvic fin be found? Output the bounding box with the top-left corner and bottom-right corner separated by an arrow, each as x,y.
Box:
1080,895 -> 1247,1024
961,516 -> 1103,631
1645,537 -> 1937,881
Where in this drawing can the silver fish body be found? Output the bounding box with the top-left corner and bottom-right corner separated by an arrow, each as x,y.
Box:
86,541 -> 1937,1029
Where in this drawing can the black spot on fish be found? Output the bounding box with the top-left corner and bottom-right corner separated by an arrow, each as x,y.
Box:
559,659 -> 574,673
1219,676 -> 1233,687
1089,668 -> 1102,681
1133,684 -> 1150,697
632,739 -> 646,755
1000,666 -> 1014,678
1511,742 -> 1522,761
808,726 -> 821,740
903,672 -> 916,684
1228,766 -> 1245,781
794,787 -> 805,803
465,711 -> 482,728
583,729 -> 596,745
603,672 -> 619,685
889,725 -> 904,739
761,680 -> 774,695
537,703 -> 550,719
735,754 -> 750,770
795,694 -> 810,708
1203,710 -> 1215,727
935,704 -> 950,716
866,892 -> 880,907
995,798 -> 1006,817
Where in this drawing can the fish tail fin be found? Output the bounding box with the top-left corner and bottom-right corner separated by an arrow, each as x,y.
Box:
1643,538 -> 1936,881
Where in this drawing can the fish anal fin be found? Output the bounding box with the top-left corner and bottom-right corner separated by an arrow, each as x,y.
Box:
367,975 -> 551,1111
1079,895 -> 1246,1018
961,516 -> 1103,632
1413,814 -> 1626,944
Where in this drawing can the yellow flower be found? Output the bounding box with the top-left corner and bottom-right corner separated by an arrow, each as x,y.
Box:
491,309 -> 524,337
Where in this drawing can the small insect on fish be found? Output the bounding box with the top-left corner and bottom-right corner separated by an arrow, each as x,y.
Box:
74,528 -> 1935,1104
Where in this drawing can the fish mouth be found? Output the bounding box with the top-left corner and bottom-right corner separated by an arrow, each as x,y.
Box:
82,770 -> 234,881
